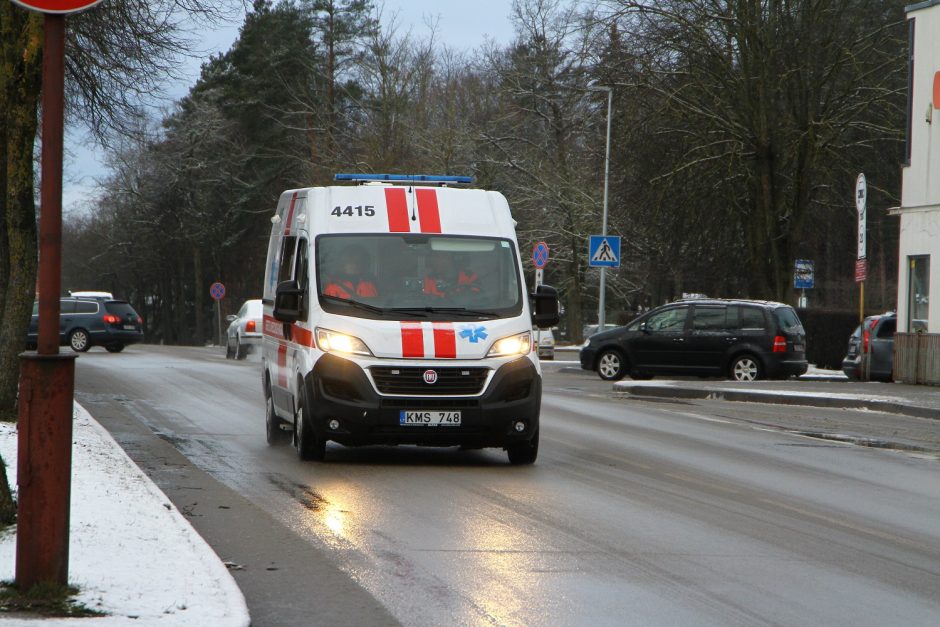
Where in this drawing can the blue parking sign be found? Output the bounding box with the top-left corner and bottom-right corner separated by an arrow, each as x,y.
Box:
793,259 -> 814,289
589,235 -> 620,268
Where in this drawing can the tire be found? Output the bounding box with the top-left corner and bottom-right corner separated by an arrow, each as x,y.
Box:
105,344 -> 125,353
265,381 -> 290,445
507,429 -> 539,465
596,349 -> 627,381
235,337 -> 246,360
294,381 -> 326,461
69,329 -> 90,352
225,338 -> 234,359
730,354 -> 762,382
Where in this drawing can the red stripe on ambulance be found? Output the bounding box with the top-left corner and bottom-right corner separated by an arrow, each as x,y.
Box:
277,344 -> 288,387
400,322 -> 424,357
415,188 -> 442,233
284,191 -> 298,235
385,188 -> 410,232
432,323 -> 456,358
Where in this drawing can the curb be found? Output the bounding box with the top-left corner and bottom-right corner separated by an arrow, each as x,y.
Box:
612,384 -> 940,421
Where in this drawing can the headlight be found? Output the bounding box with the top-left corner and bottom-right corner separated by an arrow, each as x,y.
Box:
486,332 -> 531,358
315,328 -> 373,357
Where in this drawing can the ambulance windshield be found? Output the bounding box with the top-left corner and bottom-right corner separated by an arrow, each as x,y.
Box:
316,234 -> 522,320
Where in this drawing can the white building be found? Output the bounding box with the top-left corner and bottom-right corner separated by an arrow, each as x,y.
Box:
897,1 -> 940,333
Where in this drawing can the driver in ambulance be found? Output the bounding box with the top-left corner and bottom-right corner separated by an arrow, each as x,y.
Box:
323,246 -> 378,299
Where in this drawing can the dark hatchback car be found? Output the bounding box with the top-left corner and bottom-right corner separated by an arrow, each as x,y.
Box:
580,299 -> 808,381
842,312 -> 895,382
27,297 -> 144,353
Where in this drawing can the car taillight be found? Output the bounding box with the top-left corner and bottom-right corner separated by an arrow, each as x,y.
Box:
103,314 -> 120,324
246,320 -> 256,332
137,315 -> 143,325
772,335 -> 787,353
862,329 -> 870,354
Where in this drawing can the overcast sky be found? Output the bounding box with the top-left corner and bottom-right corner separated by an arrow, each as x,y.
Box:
62,0 -> 519,215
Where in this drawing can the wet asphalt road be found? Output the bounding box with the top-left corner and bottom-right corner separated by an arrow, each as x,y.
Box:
75,345 -> 940,626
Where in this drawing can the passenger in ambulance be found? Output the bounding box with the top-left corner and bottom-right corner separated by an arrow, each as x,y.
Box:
423,251 -> 480,299
323,246 -> 378,299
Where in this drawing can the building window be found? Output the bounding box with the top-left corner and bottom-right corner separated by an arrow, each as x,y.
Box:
908,255 -> 929,332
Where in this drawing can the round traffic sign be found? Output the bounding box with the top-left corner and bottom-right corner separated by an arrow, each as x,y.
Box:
533,241 -> 550,268
11,0 -> 104,13
209,282 -> 226,301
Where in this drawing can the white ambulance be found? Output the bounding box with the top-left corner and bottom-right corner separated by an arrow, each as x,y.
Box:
261,174 -> 559,464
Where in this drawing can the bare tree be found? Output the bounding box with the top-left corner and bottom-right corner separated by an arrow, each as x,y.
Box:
605,0 -> 906,301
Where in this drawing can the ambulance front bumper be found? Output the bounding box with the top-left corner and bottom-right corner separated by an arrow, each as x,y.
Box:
307,353 -> 541,449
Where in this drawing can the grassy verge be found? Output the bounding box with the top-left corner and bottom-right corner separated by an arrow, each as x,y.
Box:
0,581 -> 105,617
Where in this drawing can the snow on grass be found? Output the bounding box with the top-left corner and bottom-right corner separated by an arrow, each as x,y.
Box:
0,404 -> 249,626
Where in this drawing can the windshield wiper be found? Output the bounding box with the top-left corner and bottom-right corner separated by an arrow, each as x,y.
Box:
320,294 -> 388,315
390,306 -> 499,319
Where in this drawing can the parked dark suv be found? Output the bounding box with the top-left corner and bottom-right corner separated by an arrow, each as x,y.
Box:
580,299 -> 808,381
26,297 -> 144,353
841,312 -> 895,382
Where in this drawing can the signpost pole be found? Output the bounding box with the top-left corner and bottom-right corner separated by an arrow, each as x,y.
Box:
16,12 -> 77,591
856,174 -> 867,325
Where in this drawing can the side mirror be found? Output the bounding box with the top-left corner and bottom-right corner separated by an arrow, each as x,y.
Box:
530,284 -> 559,329
639,322 -> 650,334
273,280 -> 304,323
225,314 -> 237,323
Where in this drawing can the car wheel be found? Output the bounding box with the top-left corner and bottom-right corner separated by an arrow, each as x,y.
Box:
294,382 -> 326,461
235,337 -> 246,360
730,354 -> 762,381
69,329 -> 90,352
265,382 -> 289,445
105,344 -> 125,353
596,349 -> 627,381
507,429 -> 539,465
225,338 -> 234,359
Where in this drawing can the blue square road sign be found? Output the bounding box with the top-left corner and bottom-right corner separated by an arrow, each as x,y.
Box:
588,235 -> 621,268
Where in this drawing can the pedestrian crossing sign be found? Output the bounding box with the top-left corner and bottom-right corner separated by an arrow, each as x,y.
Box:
589,235 -> 621,268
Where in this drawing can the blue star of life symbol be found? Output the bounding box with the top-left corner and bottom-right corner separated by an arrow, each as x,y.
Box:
459,325 -> 488,343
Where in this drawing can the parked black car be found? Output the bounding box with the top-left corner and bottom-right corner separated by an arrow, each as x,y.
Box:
841,312 -> 895,382
580,299 -> 808,381
26,297 -> 144,353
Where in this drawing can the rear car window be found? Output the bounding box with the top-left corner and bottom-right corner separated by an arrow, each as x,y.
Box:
877,319 -> 896,339
739,306 -> 767,329
74,300 -> 98,314
104,302 -> 139,318
692,305 -> 735,330
773,306 -> 802,331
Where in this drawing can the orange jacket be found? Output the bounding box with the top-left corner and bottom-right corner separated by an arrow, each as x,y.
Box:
423,271 -> 480,297
324,278 -> 378,299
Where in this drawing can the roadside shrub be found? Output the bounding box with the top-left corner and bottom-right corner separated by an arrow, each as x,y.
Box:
796,308 -> 858,370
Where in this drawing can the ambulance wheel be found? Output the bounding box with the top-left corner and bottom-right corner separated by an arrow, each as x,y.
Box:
294,383 -> 326,461
265,383 -> 289,446
507,429 -> 539,465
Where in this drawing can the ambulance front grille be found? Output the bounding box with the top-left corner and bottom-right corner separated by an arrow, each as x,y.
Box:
370,366 -> 489,396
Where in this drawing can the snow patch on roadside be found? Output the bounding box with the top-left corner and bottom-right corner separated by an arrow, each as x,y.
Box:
0,403 -> 249,626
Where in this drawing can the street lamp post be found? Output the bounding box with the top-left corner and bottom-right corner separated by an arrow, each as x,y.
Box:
589,85 -> 613,329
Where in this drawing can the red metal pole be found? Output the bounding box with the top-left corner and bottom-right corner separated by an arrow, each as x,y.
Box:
37,13 -> 64,356
15,13 -> 77,591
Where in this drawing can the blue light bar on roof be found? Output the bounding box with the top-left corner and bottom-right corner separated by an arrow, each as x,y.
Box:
334,173 -> 474,184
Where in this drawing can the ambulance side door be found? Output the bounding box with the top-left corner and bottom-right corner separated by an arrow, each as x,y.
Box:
270,234 -> 298,416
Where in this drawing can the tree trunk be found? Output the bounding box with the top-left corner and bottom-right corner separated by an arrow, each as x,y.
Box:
0,7 -> 43,421
193,246 -> 205,344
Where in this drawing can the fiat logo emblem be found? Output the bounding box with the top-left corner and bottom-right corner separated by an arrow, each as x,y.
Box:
423,369 -> 438,384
